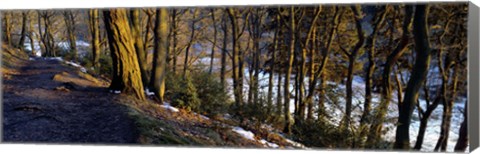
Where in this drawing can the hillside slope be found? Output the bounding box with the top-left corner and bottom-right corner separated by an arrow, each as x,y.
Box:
1,46 -> 305,149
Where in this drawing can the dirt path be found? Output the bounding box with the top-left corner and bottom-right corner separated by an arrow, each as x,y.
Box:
2,57 -> 139,144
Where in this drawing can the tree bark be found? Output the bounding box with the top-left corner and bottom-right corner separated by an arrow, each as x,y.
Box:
129,9 -> 149,88
394,4 -> 431,150
220,11 -> 228,86
103,8 -> 146,100
366,5 -> 414,147
63,10 -> 77,61
209,8 -> 218,74
341,5 -> 365,132
149,8 -> 169,103
267,21 -> 279,117
183,9 -> 198,78
171,9 -> 178,74
454,100 -> 468,152
227,8 -> 244,108
28,13 -> 37,55
3,12 -> 12,46
89,9 -> 101,69
18,11 -> 29,50
283,6 -> 295,134
359,6 -> 388,148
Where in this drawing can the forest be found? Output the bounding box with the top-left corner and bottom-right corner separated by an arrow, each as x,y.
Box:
1,3 -> 469,152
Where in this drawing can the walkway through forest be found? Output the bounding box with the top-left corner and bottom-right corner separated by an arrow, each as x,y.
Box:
2,57 -> 139,144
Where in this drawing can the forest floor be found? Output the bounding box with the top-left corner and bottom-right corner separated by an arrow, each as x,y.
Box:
2,46 -> 303,149
2,48 -> 138,144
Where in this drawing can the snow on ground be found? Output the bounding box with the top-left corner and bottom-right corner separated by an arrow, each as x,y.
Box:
145,89 -> 155,96
160,102 -> 179,112
231,126 -> 284,148
65,61 -> 87,73
232,127 -> 256,140
260,139 -> 280,148
44,57 -> 64,62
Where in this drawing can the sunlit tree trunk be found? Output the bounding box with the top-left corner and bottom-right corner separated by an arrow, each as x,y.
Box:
227,8 -> 244,108
149,8 -> 169,103
88,9 -> 101,68
3,12 -> 12,46
283,6 -> 295,134
129,9 -> 149,88
316,7 -> 340,121
103,8 -> 146,100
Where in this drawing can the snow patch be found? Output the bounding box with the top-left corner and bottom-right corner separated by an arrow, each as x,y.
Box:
44,57 -> 64,62
65,61 -> 82,67
200,115 -> 210,120
193,113 -> 210,120
145,89 -> 155,96
80,67 -> 87,73
223,113 -> 232,119
232,127 -> 255,141
285,138 -> 306,148
260,139 -> 279,148
65,61 -> 87,73
161,102 -> 179,112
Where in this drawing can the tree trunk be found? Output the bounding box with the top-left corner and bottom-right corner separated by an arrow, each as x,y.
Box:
306,26 -> 316,121
37,11 -> 45,57
414,16 -> 454,150
366,5 -> 414,147
183,9 -> 197,78
209,8 -> 217,74
129,9 -> 149,88
283,6 -> 295,134
414,96 -> 441,150
28,14 -> 37,55
3,12 -> 12,46
342,5 -> 365,132
267,23 -> 279,117
44,13 -> 55,57
276,68 -> 283,116
434,63 -> 459,152
89,9 -> 101,69
394,5 -> 431,150
360,7 -> 388,146
227,8 -> 244,108
103,8 -> 146,100
220,12 -> 228,86
64,10 -> 77,61
18,11 -> 28,51
454,100 -> 468,152
143,9 -> 154,57
315,7 -> 340,121
171,9 -> 178,74
149,8 -> 169,103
